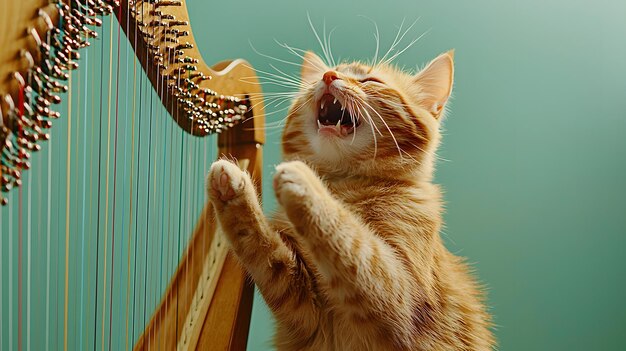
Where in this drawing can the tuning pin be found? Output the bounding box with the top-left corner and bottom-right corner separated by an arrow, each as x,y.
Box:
18,151 -> 30,163
49,65 -> 69,81
148,20 -> 168,27
175,42 -> 193,50
83,28 -> 98,39
40,120 -> 52,129
11,167 -> 21,180
36,105 -> 60,119
156,1 -> 183,7
168,20 -> 188,27
44,80 -> 68,93
36,96 -> 50,108
41,91 -> 61,104
91,16 -> 103,27
22,103 -> 34,117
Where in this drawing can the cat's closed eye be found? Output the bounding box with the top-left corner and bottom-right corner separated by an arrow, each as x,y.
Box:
359,77 -> 385,84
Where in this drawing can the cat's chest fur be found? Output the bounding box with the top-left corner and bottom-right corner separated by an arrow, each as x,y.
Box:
268,178 -> 444,350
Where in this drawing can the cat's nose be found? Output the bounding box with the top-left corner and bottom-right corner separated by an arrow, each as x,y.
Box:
322,71 -> 339,85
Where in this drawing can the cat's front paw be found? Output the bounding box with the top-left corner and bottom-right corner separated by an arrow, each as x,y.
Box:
208,159 -> 247,203
273,161 -> 323,210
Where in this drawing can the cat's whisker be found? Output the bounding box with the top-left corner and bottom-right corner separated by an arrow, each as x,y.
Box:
262,69 -> 307,88
322,19 -> 338,67
244,74 -> 304,88
378,17 -> 406,66
380,29 -> 429,66
268,64 -> 309,88
359,98 -> 404,159
240,89 -> 300,96
243,98 -> 298,125
360,106 -> 380,159
344,96 -> 358,145
242,93 -> 299,101
358,15 -> 381,67
245,97 -> 291,114
288,95 -> 315,117
403,141 -> 429,156
261,104 -> 300,118
244,123 -> 287,132
248,40 -> 304,67
243,115 -> 291,132
398,145 -> 419,162
378,17 -> 421,67
352,100 -> 379,159
307,13 -> 334,67
352,95 -> 383,136
267,98 -> 294,110
242,64 -> 309,88
259,95 -> 315,131
327,26 -> 339,68
239,79 -> 292,88
241,75 -> 303,89
274,40 -> 328,72
243,79 -> 303,90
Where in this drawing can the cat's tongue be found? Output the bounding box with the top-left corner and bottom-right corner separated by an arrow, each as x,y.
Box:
317,94 -> 355,136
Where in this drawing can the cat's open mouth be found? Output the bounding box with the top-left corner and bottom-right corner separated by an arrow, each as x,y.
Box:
317,93 -> 360,137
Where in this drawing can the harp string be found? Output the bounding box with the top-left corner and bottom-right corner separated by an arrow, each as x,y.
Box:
158,7 -> 169,346
63,2 -> 73,346
125,0 -> 139,346
122,1 -> 132,348
18,181 -> 22,351
46,128 -> 51,350
9,192 -> 12,350
27,79 -> 32,351
93,15 -> 104,351
86,29 -> 96,349
0,180 -> 2,349
138,0 -> 147,341
143,2 -> 156,346
131,0 -> 145,339
79,1 -> 90,347
107,2 -> 123,347
17,72 -> 25,351
151,5 -> 164,341
71,45 -> 80,351
100,13 -> 114,350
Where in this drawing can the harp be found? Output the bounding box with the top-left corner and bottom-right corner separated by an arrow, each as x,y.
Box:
0,1 -> 265,350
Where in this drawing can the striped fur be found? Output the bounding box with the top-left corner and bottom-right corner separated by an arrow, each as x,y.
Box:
208,51 -> 495,350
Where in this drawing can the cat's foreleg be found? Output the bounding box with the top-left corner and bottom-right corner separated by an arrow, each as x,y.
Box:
208,159 -> 319,335
273,161 -> 414,328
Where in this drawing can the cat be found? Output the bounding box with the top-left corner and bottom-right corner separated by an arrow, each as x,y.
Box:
207,49 -> 495,350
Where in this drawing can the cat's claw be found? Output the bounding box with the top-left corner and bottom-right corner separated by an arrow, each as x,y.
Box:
208,159 -> 245,202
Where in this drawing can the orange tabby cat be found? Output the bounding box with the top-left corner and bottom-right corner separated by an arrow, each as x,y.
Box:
208,49 -> 495,350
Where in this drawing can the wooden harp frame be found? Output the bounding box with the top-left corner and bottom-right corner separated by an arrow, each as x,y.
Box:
0,0 -> 265,350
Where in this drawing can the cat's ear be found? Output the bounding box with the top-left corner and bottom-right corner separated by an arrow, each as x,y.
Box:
301,51 -> 328,86
414,50 -> 455,118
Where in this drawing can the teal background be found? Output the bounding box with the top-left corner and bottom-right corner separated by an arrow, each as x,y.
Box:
197,0 -> 626,350
1,0 -> 625,350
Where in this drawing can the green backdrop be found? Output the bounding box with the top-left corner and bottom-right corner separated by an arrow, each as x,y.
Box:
1,0 -> 625,350
194,0 -> 626,350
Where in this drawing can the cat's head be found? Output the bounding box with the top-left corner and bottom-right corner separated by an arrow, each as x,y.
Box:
281,50 -> 454,179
